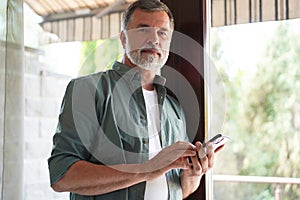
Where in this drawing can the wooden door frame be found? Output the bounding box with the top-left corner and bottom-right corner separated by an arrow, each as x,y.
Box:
161,0 -> 208,199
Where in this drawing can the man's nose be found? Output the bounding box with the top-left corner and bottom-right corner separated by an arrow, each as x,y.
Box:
146,29 -> 159,45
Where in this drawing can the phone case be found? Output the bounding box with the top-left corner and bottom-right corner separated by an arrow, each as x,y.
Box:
203,134 -> 230,152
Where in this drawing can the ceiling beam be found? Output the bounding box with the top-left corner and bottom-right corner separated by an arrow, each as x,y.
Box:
41,3 -> 129,24
95,0 -> 126,18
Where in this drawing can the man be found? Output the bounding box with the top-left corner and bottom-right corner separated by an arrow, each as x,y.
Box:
48,0 -> 215,199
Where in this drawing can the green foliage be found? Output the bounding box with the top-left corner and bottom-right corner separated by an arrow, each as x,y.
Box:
245,23 -> 300,185
78,41 -> 97,76
255,188 -> 273,200
212,21 -> 300,199
94,39 -> 123,72
78,38 -> 122,76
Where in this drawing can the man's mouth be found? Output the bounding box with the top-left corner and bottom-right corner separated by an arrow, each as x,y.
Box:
141,48 -> 161,57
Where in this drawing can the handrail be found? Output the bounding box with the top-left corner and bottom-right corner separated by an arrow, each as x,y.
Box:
213,174 -> 300,184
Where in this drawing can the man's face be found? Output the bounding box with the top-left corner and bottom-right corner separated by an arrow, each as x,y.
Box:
122,9 -> 173,70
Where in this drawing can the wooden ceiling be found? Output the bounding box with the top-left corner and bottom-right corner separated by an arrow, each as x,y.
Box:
24,0 -> 136,18
24,0 -> 300,43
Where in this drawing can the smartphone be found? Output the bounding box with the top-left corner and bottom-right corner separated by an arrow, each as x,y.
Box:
203,133 -> 230,153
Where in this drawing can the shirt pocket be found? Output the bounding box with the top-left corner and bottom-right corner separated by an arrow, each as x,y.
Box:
119,129 -> 149,164
163,117 -> 186,145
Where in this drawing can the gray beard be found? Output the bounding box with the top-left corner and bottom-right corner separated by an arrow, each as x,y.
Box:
128,51 -> 164,70
126,42 -> 169,70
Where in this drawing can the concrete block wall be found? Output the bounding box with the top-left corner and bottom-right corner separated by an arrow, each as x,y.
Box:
24,48 -> 71,200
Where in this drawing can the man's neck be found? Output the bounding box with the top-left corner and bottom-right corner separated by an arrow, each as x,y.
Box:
122,56 -> 157,91
139,68 -> 156,91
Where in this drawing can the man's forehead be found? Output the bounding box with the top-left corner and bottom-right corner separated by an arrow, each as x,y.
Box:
128,9 -> 172,29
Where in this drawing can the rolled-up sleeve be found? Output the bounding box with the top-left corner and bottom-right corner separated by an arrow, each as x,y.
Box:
48,80 -> 91,185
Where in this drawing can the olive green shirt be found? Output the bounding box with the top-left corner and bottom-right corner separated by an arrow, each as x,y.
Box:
48,62 -> 189,200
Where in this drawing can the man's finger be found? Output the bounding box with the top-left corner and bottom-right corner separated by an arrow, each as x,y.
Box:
189,156 -> 202,175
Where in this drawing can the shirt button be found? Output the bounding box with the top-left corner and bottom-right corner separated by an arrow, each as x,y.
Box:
142,138 -> 148,144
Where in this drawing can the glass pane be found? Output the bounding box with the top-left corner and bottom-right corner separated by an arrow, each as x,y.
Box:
211,19 -> 300,199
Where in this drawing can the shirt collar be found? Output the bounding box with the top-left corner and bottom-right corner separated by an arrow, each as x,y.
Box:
112,61 -> 166,86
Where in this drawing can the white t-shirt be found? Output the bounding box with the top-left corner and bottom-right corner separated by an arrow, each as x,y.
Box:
142,88 -> 169,200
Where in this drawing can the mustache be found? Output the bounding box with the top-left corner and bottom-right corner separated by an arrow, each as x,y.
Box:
139,45 -> 162,55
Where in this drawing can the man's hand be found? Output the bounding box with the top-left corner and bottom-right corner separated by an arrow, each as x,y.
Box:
180,141 -> 215,199
142,141 -> 197,180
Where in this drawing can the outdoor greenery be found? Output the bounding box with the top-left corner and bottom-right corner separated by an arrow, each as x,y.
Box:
212,21 -> 300,199
78,38 -> 122,76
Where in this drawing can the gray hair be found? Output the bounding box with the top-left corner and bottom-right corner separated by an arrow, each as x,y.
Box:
121,0 -> 174,30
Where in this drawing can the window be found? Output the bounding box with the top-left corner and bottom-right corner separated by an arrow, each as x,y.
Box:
210,19 -> 300,200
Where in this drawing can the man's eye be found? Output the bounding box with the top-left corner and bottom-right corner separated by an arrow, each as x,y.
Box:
137,28 -> 149,32
158,31 -> 170,38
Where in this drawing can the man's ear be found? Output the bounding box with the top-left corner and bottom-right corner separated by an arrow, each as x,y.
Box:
120,31 -> 126,49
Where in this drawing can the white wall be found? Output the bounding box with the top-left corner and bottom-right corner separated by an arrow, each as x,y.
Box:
24,48 -> 71,200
